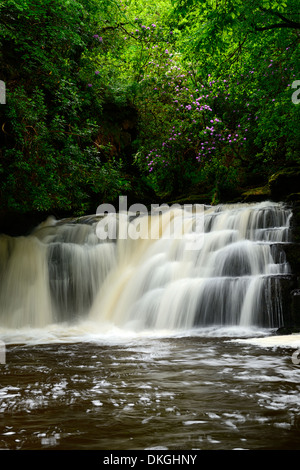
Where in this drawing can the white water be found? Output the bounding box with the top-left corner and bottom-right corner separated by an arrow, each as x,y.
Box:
0,201 -> 293,344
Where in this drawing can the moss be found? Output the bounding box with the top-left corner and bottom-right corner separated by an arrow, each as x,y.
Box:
241,185 -> 271,202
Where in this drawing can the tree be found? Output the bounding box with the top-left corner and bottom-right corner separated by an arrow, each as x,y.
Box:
0,0 -> 131,215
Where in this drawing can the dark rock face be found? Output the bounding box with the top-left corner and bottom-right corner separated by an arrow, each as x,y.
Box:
261,167 -> 300,332
291,289 -> 300,328
0,211 -> 50,237
269,167 -> 300,202
280,199 -> 300,332
0,209 -> 73,237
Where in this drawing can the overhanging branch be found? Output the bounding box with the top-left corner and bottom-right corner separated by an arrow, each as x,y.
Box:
256,7 -> 300,30
255,22 -> 300,31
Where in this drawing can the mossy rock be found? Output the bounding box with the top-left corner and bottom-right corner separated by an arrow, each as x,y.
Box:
241,185 -> 271,202
269,168 -> 300,201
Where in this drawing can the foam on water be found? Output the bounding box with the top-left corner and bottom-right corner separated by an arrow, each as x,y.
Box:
235,334 -> 300,349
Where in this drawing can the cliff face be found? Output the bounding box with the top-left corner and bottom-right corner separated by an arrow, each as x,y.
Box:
282,201 -> 300,332
268,168 -> 300,333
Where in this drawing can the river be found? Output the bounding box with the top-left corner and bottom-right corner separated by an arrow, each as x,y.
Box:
1,326 -> 300,450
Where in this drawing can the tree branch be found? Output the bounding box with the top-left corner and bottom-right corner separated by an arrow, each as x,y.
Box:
255,22 -> 300,31
257,7 -> 300,30
260,6 -> 299,25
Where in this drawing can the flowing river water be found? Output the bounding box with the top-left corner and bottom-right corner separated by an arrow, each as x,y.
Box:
0,201 -> 299,450
1,328 -> 300,450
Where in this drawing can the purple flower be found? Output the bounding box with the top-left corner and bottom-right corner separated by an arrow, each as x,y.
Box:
95,70 -> 100,75
87,83 -> 93,87
99,37 -> 103,42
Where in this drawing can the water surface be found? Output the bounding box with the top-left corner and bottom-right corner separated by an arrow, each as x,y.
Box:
1,328 -> 299,450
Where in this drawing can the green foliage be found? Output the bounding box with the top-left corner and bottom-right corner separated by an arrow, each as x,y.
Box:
0,0 -> 299,216
0,0 -> 132,215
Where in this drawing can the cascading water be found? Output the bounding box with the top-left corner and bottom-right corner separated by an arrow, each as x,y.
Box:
0,201 -> 292,334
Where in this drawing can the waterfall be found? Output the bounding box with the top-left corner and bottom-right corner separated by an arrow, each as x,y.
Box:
0,201 -> 292,332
